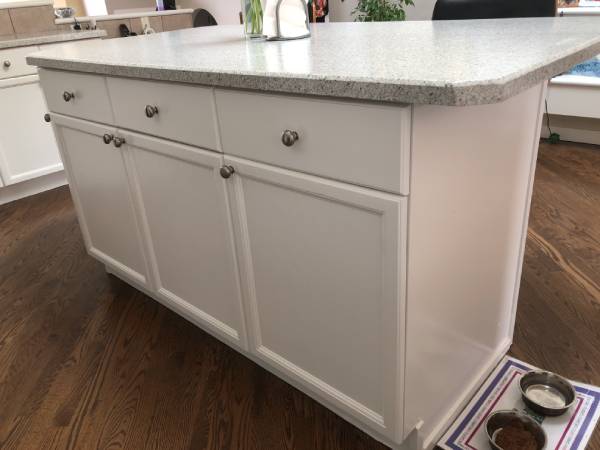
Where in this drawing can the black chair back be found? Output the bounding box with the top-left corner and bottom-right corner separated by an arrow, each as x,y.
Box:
432,0 -> 556,20
193,9 -> 218,27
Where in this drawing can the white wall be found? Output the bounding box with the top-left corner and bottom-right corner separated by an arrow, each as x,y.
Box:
407,0 -> 437,20
98,0 -> 433,24
105,0 -> 154,14
101,0 -> 240,23
84,0 -> 106,15
178,0 -> 240,24
329,0 -> 437,22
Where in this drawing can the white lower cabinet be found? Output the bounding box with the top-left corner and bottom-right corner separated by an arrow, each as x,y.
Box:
51,115 -> 150,287
0,77 -> 62,185
49,109 -> 408,444
122,130 -> 247,349
50,112 -> 408,440
224,156 -> 407,441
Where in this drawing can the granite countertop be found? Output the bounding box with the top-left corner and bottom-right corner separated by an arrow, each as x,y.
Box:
1,29 -> 106,50
27,19 -> 600,106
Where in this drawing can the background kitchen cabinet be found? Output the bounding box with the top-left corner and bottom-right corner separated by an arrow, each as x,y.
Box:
0,76 -> 62,186
225,156 -> 407,441
0,37 -> 103,205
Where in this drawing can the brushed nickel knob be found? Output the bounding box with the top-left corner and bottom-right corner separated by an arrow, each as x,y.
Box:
63,91 -> 75,102
113,137 -> 126,148
103,134 -> 114,144
145,105 -> 159,118
2,60 -> 10,68
44,113 -> 51,123
281,130 -> 299,147
220,165 -> 235,179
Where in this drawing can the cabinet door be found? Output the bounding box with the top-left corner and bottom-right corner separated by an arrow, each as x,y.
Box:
123,131 -> 247,349
0,78 -> 62,185
225,156 -> 407,440
51,115 -> 150,287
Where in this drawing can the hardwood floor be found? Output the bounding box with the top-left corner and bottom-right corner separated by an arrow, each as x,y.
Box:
0,140 -> 598,450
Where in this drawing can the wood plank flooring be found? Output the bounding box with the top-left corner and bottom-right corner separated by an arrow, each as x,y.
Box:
0,140 -> 599,450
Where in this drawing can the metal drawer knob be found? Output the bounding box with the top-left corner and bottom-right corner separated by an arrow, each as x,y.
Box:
145,105 -> 159,118
2,60 -> 11,68
220,165 -> 235,179
113,137 -> 126,148
44,113 -> 51,123
281,129 -> 299,147
63,91 -> 75,102
102,134 -> 114,144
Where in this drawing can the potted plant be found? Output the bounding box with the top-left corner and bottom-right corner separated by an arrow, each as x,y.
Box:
353,0 -> 415,21
242,0 -> 265,39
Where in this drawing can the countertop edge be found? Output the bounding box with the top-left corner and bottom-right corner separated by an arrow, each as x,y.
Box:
1,31 -> 107,50
25,37 -> 600,106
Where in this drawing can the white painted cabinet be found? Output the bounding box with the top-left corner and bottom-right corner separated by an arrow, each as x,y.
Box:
122,130 -> 247,349
225,156 -> 407,440
51,115 -> 150,288
0,76 -> 62,186
0,40 -> 101,205
39,69 -> 546,450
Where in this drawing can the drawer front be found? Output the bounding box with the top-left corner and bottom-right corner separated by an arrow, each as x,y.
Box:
0,46 -> 39,80
38,69 -> 114,125
107,77 -> 218,150
216,90 -> 411,194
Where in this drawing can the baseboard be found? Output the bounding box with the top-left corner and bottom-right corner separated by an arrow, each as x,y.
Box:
0,170 -> 67,206
541,125 -> 600,146
541,114 -> 600,146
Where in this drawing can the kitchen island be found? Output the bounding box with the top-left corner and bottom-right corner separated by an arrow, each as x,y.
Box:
28,20 -> 600,450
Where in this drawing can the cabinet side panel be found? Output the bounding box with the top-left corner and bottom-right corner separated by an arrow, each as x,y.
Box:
405,83 -> 546,447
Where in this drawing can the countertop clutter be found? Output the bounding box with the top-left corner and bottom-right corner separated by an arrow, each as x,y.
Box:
28,18 -> 600,105
0,29 -> 106,50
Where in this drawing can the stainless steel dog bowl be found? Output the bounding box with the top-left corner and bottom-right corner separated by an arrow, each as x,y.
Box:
520,370 -> 576,416
485,410 -> 546,450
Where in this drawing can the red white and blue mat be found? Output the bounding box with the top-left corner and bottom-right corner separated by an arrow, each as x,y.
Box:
438,357 -> 600,450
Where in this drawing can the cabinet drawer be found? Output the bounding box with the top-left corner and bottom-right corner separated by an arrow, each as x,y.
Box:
0,46 -> 39,80
107,77 -> 218,150
216,90 -> 411,194
38,69 -> 114,125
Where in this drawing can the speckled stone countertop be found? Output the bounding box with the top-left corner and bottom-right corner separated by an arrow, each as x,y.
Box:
27,19 -> 600,106
0,30 -> 106,50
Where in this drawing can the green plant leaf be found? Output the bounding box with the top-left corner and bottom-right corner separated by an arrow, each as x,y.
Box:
352,0 -> 414,22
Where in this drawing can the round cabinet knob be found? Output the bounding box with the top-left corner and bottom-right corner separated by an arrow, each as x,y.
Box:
102,134 -> 114,145
281,129 -> 299,147
220,165 -> 235,179
43,113 -> 51,123
145,105 -> 159,118
2,60 -> 11,68
113,137 -> 126,148
63,91 -> 75,102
